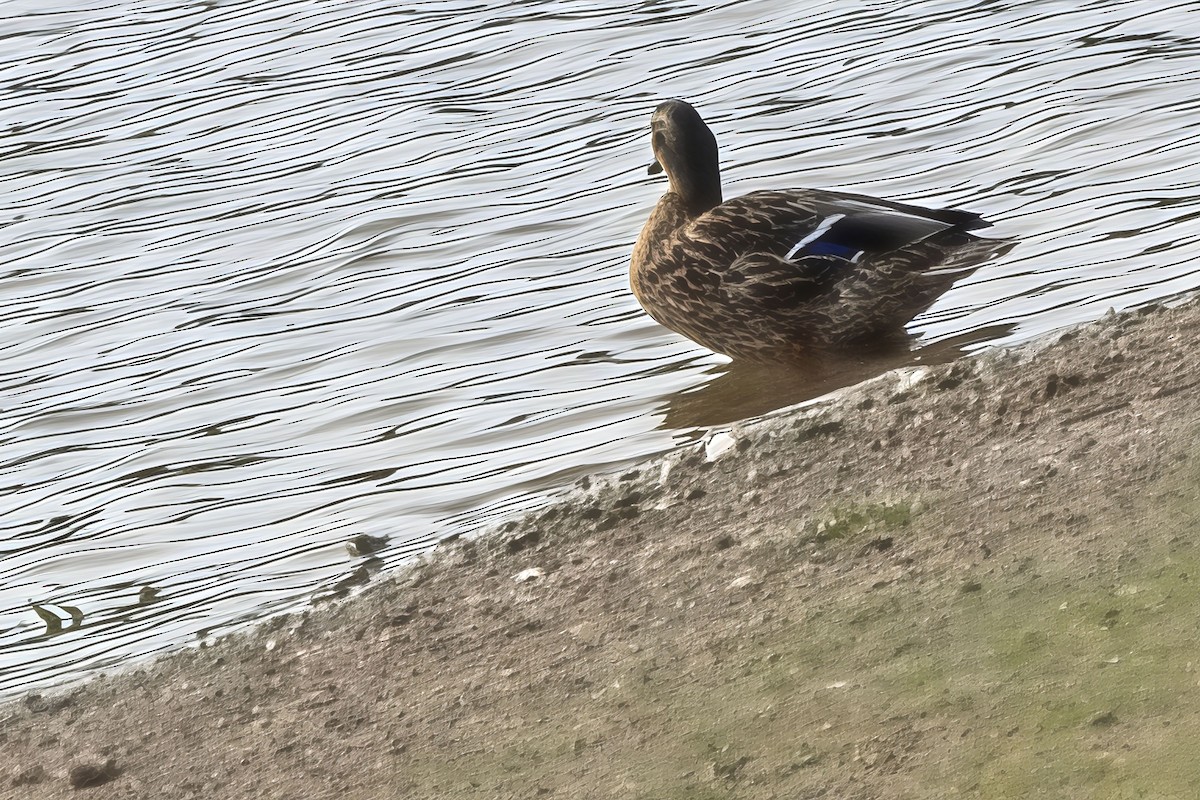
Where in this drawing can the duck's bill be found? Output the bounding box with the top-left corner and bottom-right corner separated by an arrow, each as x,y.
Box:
647,160 -> 663,175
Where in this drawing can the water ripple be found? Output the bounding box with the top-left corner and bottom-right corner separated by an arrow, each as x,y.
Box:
1,0 -> 1198,696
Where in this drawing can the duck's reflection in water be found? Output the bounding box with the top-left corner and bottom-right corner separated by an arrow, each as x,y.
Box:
661,324 -> 1016,430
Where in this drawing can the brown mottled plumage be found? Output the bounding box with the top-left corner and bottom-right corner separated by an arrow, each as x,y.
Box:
630,100 -> 1014,363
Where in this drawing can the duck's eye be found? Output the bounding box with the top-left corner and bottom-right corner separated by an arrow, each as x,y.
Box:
652,131 -> 666,152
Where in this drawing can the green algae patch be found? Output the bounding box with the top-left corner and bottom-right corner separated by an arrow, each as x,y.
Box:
923,554 -> 1200,797
805,499 -> 914,543
403,457 -> 1200,798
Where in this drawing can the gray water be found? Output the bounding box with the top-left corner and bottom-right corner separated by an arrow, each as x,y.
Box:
2,0 -> 1198,698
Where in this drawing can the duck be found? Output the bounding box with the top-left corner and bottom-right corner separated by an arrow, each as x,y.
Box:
630,99 -> 1013,364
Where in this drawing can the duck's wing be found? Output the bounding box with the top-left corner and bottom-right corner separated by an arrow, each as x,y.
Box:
798,187 -> 992,232
685,189 -> 986,265
679,190 -> 1009,344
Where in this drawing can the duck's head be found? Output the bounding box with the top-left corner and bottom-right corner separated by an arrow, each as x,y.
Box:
647,99 -> 723,215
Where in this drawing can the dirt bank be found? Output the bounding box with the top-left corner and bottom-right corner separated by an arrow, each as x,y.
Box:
3,298 -> 1199,799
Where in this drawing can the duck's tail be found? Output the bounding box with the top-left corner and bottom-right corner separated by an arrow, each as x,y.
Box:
833,230 -> 1015,346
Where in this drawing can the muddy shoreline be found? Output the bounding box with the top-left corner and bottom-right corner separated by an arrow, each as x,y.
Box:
4,298 -> 1199,799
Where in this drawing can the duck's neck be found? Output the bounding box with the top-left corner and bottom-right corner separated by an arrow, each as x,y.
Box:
671,164 -> 722,218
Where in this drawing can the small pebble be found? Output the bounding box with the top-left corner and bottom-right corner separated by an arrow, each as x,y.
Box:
345,534 -> 389,557
513,568 -> 544,583
68,759 -> 117,789
11,764 -> 46,786
705,432 -> 737,462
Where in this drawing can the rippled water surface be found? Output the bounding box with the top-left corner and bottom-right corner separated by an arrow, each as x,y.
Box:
3,0 -> 1199,696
